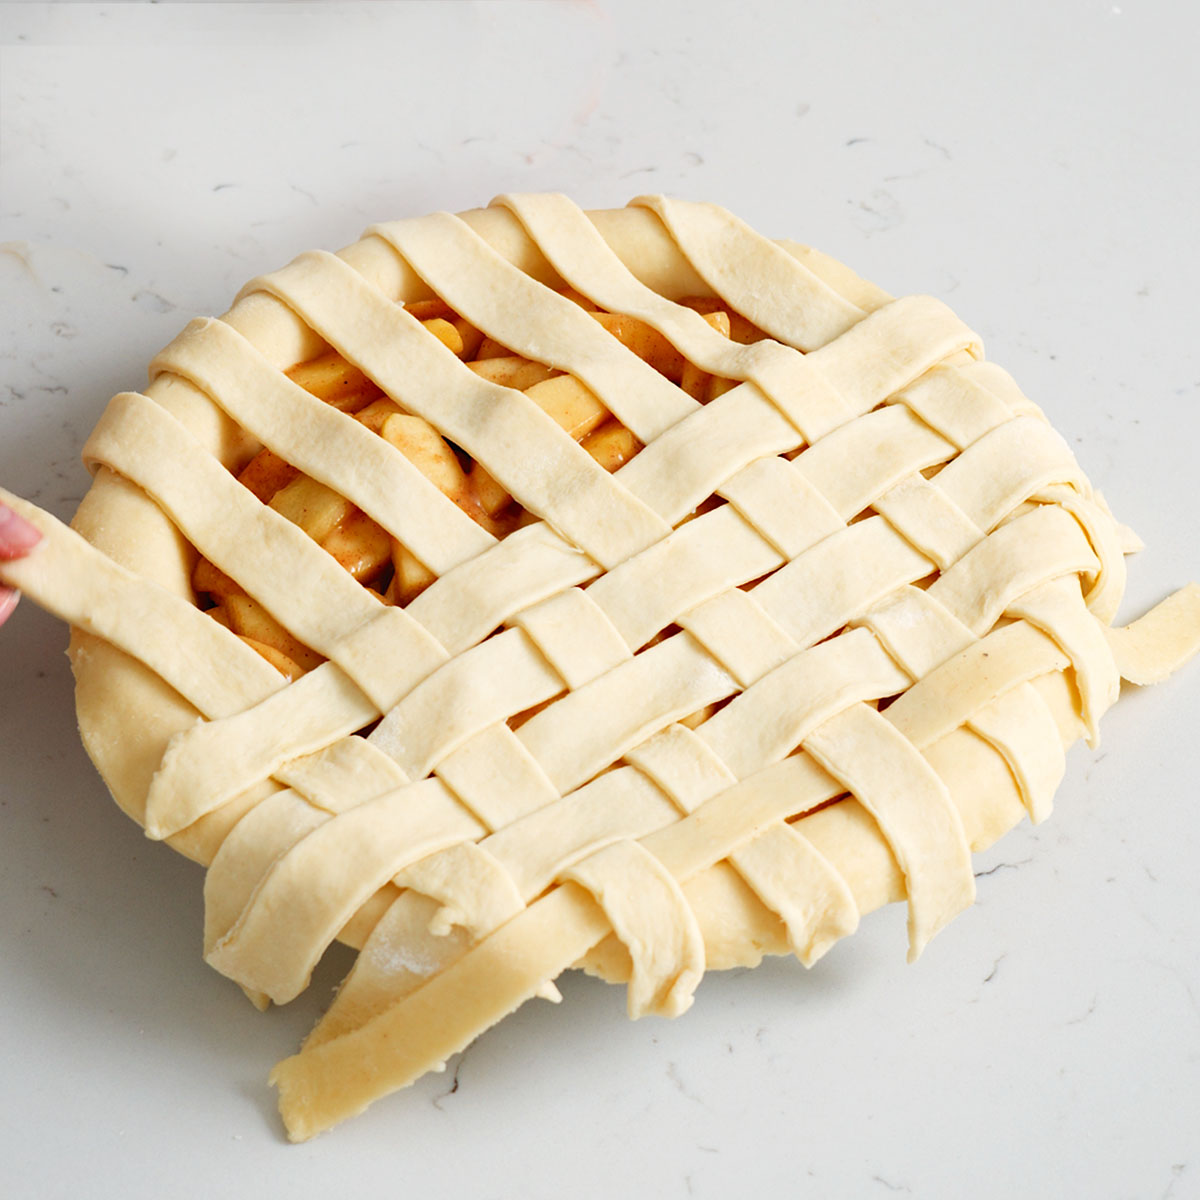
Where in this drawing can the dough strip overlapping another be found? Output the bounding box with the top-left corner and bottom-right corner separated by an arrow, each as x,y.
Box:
2,195 -> 1198,1141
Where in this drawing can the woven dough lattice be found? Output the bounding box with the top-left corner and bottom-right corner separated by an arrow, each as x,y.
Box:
2,195 -> 1198,1141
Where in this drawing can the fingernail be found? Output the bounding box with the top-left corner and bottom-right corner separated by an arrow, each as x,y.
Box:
0,503 -> 42,556
0,585 -> 18,626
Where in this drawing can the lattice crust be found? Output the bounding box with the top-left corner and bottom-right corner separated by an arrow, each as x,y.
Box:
3,195 -> 1199,1142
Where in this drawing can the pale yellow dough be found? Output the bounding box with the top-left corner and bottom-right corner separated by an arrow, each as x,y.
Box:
2,195 -> 1198,1142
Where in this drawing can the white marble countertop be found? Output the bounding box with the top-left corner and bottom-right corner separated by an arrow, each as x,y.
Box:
1,2 -> 1198,1196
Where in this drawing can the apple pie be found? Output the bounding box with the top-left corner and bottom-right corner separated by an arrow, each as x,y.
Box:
2,194 -> 1198,1141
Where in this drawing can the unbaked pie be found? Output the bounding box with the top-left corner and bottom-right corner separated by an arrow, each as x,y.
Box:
2,194 -> 1198,1140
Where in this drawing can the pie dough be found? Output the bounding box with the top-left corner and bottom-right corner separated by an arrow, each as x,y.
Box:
2,195 -> 1198,1141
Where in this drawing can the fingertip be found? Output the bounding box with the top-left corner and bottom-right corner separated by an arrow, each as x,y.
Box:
0,503 -> 42,558
0,584 -> 18,629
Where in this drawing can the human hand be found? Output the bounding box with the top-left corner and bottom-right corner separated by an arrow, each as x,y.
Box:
0,503 -> 42,628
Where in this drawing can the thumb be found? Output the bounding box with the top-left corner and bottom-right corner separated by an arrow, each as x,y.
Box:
0,502 -> 43,559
